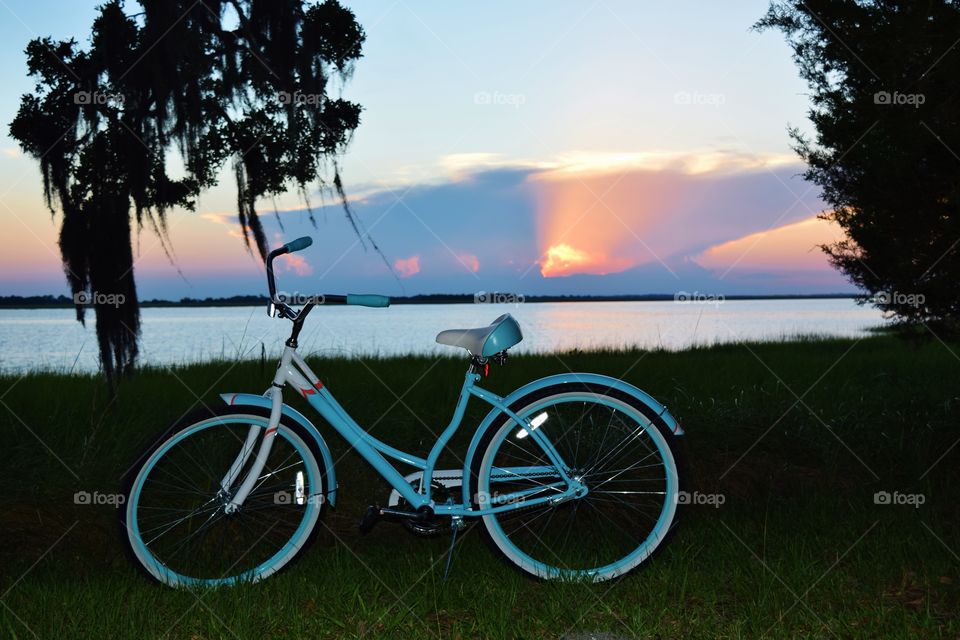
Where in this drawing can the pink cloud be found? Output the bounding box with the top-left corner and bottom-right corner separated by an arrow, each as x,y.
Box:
394,255 -> 421,278
277,253 -> 313,276
457,253 -> 480,273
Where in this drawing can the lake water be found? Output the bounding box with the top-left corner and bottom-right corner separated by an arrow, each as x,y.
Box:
0,299 -> 884,374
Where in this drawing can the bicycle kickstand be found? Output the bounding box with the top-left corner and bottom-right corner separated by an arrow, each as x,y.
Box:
442,518 -> 464,582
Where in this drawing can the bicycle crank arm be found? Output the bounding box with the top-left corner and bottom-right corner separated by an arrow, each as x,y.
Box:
359,503 -> 434,534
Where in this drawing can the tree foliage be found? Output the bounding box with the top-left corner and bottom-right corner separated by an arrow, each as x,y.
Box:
9,0 -> 367,382
757,1 -> 960,324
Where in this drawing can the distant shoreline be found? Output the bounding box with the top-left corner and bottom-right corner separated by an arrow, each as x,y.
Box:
0,292 -> 861,309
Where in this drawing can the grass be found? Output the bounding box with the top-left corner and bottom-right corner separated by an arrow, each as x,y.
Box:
1,334 -> 959,638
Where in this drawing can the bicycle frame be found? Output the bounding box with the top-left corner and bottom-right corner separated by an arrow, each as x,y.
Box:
124,236 -> 685,587
223,344 -> 578,518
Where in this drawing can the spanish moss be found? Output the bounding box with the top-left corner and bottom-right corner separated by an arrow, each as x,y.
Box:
9,0 -> 369,384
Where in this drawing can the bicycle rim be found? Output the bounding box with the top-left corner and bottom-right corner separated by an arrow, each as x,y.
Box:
479,392 -> 678,581
125,414 -> 323,587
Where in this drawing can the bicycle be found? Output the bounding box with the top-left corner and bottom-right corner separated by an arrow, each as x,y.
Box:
121,236 -> 685,587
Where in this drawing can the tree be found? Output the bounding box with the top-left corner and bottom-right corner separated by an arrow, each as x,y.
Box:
756,1 -> 960,324
9,0 -> 372,382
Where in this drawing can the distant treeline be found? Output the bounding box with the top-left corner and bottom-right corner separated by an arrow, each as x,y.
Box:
0,293 -> 858,308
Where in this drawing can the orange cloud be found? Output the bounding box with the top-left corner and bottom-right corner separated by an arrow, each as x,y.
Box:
540,243 -> 633,277
532,150 -> 797,180
531,169 -> 676,277
200,212 -> 234,225
695,216 -> 843,273
394,255 -> 421,278
529,152 -> 825,279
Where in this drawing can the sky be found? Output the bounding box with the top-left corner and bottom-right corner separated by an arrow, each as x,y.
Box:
0,1 -> 855,299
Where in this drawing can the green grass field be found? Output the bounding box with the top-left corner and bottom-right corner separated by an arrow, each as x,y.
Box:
1,335 -> 958,639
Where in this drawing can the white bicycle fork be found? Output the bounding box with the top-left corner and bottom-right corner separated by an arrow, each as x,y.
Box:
222,346 -> 307,514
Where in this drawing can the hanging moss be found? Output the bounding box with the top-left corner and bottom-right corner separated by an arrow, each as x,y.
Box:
9,0 -> 368,385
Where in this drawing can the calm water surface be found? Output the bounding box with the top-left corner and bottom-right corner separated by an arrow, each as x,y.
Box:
0,299 -> 884,374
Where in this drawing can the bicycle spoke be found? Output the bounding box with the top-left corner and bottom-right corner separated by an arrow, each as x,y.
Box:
480,390 -> 678,580
128,417 -> 322,584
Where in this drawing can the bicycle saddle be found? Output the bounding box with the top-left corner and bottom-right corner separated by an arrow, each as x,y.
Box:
435,313 -> 523,357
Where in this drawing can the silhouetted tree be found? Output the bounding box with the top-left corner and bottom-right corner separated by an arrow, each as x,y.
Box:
9,0 -> 373,383
757,1 -> 960,324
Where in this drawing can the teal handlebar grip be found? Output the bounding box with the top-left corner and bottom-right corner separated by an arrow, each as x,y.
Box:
284,236 -> 313,253
346,294 -> 390,308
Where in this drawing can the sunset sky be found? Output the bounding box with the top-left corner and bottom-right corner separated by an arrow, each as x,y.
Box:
0,1 -> 855,299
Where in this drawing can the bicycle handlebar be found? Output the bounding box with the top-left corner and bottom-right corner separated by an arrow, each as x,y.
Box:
265,236 -> 390,321
346,294 -> 390,308
284,236 -> 313,253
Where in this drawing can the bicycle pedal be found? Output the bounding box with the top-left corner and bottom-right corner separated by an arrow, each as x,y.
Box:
359,504 -> 381,534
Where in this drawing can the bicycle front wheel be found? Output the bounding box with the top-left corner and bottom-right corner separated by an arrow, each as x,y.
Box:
121,408 -> 327,587
474,383 -> 682,581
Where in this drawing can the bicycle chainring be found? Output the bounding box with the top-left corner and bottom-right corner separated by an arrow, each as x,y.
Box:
397,480 -> 461,537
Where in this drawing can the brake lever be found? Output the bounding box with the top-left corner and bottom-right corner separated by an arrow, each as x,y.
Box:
267,301 -> 296,320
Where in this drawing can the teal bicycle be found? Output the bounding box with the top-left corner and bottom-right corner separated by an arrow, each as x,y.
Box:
121,237 -> 684,586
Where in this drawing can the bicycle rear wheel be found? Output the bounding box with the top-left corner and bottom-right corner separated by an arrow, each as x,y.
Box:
121,408 -> 327,587
474,383 -> 681,581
